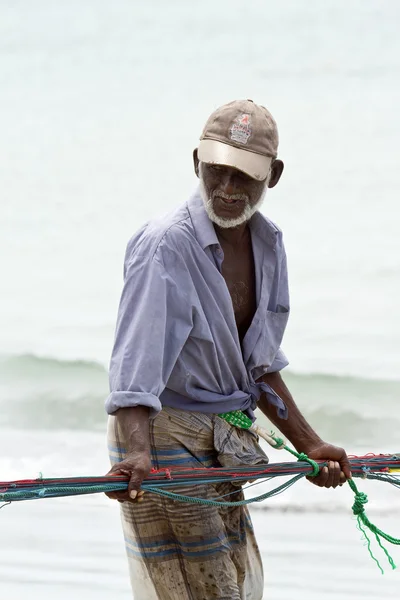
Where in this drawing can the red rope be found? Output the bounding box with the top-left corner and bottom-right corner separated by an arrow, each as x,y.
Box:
1,453 -> 398,493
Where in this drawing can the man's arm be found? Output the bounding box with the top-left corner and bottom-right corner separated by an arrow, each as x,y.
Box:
105,245 -> 192,502
107,406 -> 151,502
257,371 -> 351,487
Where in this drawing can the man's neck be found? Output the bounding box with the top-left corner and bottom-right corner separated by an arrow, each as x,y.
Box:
214,221 -> 251,247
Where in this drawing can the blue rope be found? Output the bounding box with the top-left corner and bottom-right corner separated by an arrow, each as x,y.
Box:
145,474 -> 304,507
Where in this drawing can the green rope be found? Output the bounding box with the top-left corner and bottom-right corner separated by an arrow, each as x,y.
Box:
218,412 -> 320,476
268,434 -> 320,477
252,426 -> 399,573
348,478 -> 398,573
151,411 -> 398,573
270,431 -> 399,573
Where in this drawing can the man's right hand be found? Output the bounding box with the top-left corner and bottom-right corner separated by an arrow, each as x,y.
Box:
106,448 -> 152,503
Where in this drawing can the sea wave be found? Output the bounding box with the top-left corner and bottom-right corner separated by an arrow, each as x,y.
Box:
3,352 -> 400,386
0,353 -> 106,376
0,353 -> 108,431
0,354 -> 399,447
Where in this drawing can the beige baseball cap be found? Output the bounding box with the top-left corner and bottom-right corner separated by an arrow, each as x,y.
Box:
198,99 -> 279,181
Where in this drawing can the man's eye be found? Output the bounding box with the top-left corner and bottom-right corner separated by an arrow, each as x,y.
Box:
210,164 -> 224,172
237,172 -> 252,183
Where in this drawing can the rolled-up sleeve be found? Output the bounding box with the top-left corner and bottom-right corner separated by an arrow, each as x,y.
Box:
268,347 -> 289,373
106,247 -> 193,418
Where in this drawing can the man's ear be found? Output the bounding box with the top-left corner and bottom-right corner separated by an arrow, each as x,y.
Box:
193,148 -> 200,178
268,159 -> 284,188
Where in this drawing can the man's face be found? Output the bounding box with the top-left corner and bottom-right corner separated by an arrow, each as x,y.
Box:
198,162 -> 269,228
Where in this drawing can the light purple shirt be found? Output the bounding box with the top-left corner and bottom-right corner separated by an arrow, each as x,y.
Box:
106,189 -> 290,421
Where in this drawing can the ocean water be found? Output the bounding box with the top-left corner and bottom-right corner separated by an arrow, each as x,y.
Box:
1,1 -> 400,598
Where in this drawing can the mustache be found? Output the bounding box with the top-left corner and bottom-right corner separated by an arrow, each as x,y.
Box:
212,190 -> 249,203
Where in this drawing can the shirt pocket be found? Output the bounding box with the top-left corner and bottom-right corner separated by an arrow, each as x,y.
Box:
257,308 -> 289,368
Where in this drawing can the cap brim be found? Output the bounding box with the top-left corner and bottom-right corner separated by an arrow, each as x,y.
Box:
198,139 -> 272,182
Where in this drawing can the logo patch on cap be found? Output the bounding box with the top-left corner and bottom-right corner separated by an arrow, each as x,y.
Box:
229,113 -> 252,145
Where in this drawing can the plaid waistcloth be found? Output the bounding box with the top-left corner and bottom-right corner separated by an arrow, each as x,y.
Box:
107,407 -> 268,600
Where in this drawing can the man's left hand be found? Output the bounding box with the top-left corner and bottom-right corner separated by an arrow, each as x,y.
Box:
304,442 -> 352,488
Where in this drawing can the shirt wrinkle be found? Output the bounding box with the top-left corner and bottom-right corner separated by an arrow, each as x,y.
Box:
106,187 -> 290,421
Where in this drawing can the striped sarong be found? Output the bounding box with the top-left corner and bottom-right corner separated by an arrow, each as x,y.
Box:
107,407 -> 267,600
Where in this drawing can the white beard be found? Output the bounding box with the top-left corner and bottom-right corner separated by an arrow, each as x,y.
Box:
199,173 -> 270,229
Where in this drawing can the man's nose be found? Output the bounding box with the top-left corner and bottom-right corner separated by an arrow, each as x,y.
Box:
219,172 -> 238,195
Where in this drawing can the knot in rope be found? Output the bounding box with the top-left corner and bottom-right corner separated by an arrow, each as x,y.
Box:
271,436 -> 285,450
351,488 -> 368,516
296,452 -> 320,477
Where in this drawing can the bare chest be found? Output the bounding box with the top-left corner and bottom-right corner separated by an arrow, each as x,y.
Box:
219,240 -> 257,343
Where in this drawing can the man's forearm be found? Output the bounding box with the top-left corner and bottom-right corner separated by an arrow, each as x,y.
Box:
115,405 -> 151,453
257,371 -> 322,453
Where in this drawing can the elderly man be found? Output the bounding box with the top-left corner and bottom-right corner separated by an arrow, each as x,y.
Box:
106,99 -> 351,600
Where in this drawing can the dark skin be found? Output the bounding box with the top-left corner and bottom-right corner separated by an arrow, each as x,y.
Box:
193,150 -> 351,487
106,150 -> 351,503
193,149 -> 284,344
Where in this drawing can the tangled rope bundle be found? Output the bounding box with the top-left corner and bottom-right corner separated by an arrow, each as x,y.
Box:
1,417 -> 399,573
